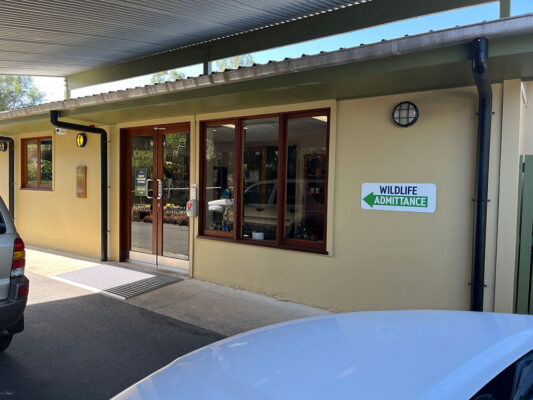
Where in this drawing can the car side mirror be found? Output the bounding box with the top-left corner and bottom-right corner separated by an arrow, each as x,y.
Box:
0,223 -> 5,234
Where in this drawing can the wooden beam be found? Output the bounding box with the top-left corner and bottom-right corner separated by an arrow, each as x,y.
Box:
500,0 -> 511,18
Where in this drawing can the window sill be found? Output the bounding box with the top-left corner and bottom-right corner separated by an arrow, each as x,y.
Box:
20,187 -> 53,191
197,234 -> 328,255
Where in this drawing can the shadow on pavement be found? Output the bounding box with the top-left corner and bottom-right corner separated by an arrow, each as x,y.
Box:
0,291 -> 224,400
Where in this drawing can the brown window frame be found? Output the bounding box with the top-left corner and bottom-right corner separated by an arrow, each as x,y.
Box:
199,108 -> 330,254
21,136 -> 53,190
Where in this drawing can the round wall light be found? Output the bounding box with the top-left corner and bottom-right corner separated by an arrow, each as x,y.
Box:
76,133 -> 87,148
393,102 -> 419,127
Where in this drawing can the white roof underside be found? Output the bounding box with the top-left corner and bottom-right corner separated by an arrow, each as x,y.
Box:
1,13 -> 532,121
0,0 -> 497,78
0,0 -> 371,76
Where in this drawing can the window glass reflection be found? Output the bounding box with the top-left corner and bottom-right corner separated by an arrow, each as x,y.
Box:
162,132 -> 190,258
26,141 -> 38,186
285,116 -> 328,242
40,139 -> 52,186
205,124 -> 235,232
242,118 -> 279,241
130,136 -> 153,254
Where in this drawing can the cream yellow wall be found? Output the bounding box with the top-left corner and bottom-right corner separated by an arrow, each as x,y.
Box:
192,88 -> 503,312
0,115 -> 193,262
0,129 -> 103,257
0,85 -> 513,312
494,80 -> 527,313
523,82 -> 533,155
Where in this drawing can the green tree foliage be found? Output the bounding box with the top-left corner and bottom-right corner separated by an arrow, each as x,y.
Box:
214,55 -> 254,72
150,70 -> 186,84
40,141 -> 53,185
0,75 -> 44,111
149,55 -> 255,85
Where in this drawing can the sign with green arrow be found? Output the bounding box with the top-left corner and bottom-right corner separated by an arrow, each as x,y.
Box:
361,183 -> 436,213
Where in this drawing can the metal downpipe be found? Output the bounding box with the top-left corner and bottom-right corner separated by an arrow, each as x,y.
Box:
470,37 -> 492,311
0,136 -> 14,219
50,111 -> 108,261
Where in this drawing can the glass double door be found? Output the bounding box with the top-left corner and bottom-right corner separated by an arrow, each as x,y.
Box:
128,123 -> 190,269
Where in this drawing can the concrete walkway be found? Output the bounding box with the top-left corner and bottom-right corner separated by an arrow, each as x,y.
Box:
26,247 -> 330,336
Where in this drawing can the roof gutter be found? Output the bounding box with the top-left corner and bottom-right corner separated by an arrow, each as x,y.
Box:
0,136 -> 14,219
50,111 -> 108,261
470,37 -> 492,311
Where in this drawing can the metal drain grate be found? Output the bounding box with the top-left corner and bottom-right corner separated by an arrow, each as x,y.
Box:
53,264 -> 182,300
104,274 -> 180,300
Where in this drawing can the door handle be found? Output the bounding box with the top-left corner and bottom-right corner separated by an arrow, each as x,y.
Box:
157,179 -> 163,200
146,179 -> 154,199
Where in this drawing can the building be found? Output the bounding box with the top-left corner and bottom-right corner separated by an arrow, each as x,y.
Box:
0,1 -> 532,313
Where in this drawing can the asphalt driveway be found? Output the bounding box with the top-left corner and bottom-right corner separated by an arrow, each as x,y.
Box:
0,272 -> 224,400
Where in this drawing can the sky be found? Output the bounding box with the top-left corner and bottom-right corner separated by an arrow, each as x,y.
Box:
33,0 -> 533,102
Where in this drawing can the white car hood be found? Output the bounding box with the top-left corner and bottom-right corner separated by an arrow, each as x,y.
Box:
115,310 -> 533,399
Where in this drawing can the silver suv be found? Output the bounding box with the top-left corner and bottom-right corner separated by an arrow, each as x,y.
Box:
0,196 -> 28,352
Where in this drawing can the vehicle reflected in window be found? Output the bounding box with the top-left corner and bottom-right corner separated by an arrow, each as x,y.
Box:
205,124 -> 235,233
201,110 -> 329,252
285,116 -> 327,243
242,118 -> 279,241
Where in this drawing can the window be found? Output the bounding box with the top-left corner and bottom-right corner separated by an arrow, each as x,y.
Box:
203,123 -> 236,235
472,350 -> 533,400
21,137 -> 52,189
243,117 -> 279,241
285,116 -> 328,244
0,211 -> 5,234
200,109 -> 329,252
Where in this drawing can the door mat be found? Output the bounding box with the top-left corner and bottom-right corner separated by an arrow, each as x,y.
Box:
52,264 -> 182,300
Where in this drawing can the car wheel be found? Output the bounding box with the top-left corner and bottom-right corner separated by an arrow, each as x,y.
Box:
0,332 -> 13,352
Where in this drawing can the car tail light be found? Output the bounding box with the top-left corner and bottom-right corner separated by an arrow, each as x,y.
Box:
11,237 -> 25,278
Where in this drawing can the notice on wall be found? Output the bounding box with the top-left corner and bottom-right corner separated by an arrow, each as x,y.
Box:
76,166 -> 87,199
135,169 -> 147,196
361,183 -> 436,213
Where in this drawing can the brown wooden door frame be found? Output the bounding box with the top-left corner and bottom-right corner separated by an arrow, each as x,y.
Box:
121,127 -> 158,258
120,122 -> 190,262
154,128 -> 165,258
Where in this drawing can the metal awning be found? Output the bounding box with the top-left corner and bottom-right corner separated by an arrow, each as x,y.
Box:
0,13 -> 532,135
0,0 -> 497,88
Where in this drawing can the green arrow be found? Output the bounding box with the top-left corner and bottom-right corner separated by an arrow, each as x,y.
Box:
363,192 -> 376,207
364,193 -> 429,208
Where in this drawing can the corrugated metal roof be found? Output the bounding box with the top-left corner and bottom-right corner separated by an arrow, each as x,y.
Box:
2,13 -> 533,121
0,0 -> 371,76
